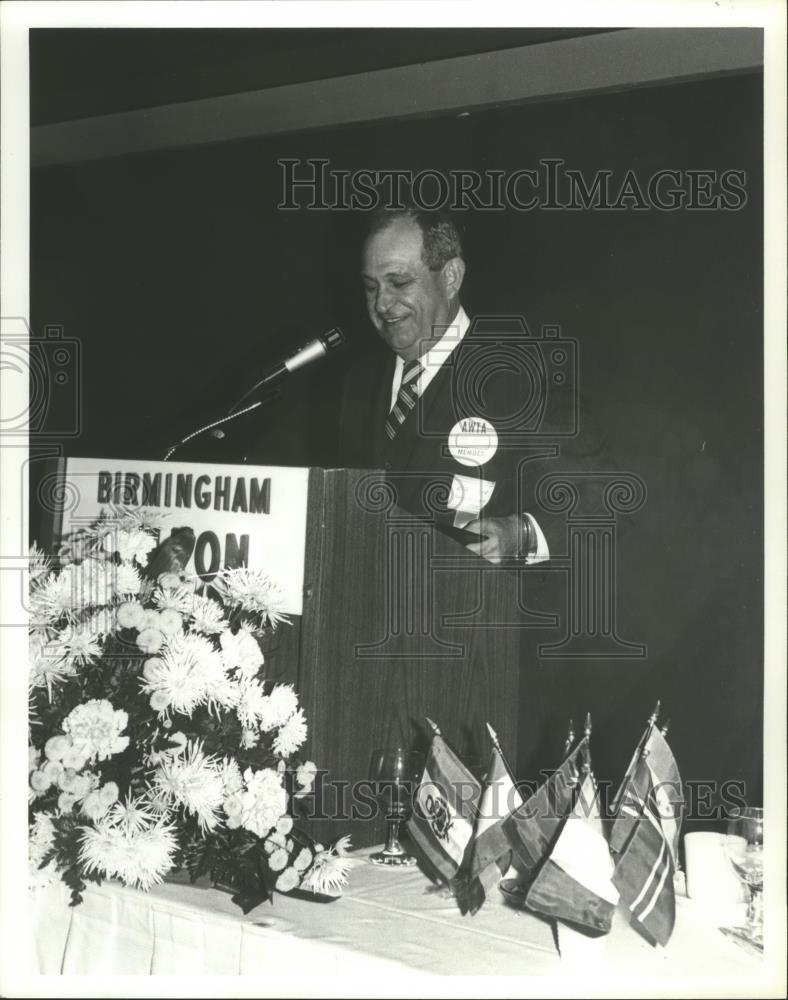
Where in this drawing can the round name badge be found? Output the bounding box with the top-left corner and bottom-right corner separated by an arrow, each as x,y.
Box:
448,417 -> 498,467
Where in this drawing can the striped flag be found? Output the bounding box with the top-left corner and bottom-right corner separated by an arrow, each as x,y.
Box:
406,733 -> 481,884
524,772 -> 619,934
502,739 -> 584,873
610,728 -> 684,946
462,745 -> 524,914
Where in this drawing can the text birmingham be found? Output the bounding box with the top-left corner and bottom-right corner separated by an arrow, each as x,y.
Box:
278,158 -> 748,211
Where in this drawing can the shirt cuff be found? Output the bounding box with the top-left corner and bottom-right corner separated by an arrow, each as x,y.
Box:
523,513 -> 550,564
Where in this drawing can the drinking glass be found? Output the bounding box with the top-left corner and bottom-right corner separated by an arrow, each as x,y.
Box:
368,747 -> 423,866
721,806 -> 763,951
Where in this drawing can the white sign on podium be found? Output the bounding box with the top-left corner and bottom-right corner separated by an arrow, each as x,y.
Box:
56,458 -> 310,615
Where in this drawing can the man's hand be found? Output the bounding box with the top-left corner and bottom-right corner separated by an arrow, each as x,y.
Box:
463,513 -> 523,564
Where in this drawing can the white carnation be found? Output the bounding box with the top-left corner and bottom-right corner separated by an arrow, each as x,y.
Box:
259,684 -> 299,732
237,767 -> 287,839
62,700 -> 129,762
220,625 -> 264,676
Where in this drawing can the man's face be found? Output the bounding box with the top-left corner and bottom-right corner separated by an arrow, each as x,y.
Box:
362,218 -> 455,362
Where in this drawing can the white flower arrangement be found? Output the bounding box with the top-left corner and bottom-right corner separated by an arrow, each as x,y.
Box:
28,510 -> 352,911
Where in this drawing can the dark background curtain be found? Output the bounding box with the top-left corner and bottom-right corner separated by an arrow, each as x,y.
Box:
30,71 -> 763,820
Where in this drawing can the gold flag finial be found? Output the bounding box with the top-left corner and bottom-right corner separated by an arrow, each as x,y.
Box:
425,717 -> 442,737
485,721 -> 500,747
562,718 -> 575,757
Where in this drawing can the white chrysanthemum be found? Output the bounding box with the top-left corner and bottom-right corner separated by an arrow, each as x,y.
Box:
213,676 -> 241,713
153,585 -> 196,614
114,506 -> 166,532
240,728 -> 259,749
79,816 -> 177,891
109,794 -> 157,832
103,528 -> 158,566
28,543 -> 53,585
29,812 -> 59,890
235,679 -> 267,731
140,631 -> 228,717
237,767 -> 287,839
259,683 -> 299,731
188,595 -> 228,636
112,562 -> 142,596
220,758 -> 243,796
299,836 -> 354,896
62,699 -> 129,762
212,568 -> 289,628
151,740 -> 224,831
219,625 -> 263,676
272,708 -> 308,757
29,636 -> 74,695
293,846 -> 313,872
268,847 -> 289,872
29,571 -> 77,625
157,609 -> 183,636
58,622 -> 102,666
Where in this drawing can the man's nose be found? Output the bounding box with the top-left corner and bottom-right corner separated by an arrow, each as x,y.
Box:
375,287 -> 395,315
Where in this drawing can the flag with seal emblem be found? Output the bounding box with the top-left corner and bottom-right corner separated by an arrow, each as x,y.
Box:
524,771 -> 619,934
610,727 -> 684,946
406,732 -> 481,884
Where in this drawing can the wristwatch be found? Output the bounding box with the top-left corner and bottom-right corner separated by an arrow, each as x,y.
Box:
520,513 -> 536,560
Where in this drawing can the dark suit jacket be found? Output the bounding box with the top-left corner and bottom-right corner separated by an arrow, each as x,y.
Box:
338,324 -> 610,555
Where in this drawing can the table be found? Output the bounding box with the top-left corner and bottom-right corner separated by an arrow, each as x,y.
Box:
29,848 -> 767,987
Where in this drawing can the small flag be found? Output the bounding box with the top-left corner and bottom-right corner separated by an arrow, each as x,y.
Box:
406,732 -> 481,884
502,738 -> 584,872
462,744 -> 524,913
610,727 -> 684,946
525,772 -> 619,934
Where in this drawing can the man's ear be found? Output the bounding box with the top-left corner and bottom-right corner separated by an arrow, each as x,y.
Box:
441,256 -> 465,299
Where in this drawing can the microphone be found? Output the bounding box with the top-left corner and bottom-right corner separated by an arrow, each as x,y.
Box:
227,327 -> 346,415
163,327 -> 346,461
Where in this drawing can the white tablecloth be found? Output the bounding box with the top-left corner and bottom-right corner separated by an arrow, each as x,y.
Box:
28,848 -> 771,990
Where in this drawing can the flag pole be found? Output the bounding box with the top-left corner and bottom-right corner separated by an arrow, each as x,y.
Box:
660,718 -> 671,738
612,700 -> 661,812
485,722 -> 519,787
425,716 -> 442,737
581,712 -> 593,775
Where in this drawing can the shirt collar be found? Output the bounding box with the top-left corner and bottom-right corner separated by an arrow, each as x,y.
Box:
392,306 -> 470,381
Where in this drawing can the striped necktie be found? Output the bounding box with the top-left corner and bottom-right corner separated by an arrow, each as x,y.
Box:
385,359 -> 422,440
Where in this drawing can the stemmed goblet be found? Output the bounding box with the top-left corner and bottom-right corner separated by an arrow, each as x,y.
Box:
721,806 -> 764,952
368,747 -> 423,866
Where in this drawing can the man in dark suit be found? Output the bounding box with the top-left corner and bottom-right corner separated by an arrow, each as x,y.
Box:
339,206 -> 607,564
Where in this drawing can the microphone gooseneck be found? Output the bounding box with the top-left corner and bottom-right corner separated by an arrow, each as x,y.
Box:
163,326 -> 346,461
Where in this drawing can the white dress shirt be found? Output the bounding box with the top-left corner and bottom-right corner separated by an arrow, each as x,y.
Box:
387,307 -> 549,563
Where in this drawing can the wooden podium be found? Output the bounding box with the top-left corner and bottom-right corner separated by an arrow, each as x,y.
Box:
38,459 -> 525,849
277,467 -> 523,847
